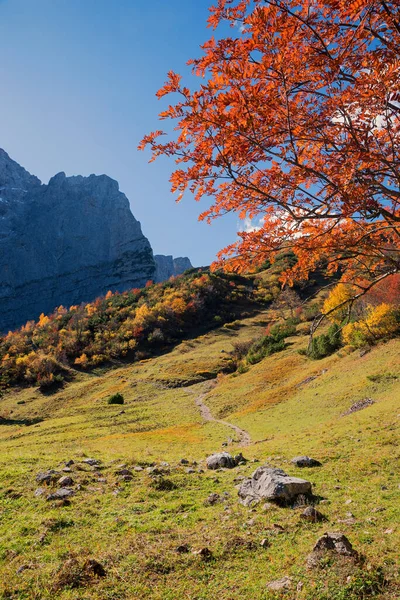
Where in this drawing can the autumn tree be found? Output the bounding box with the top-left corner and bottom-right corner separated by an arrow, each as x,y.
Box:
140,0 -> 400,308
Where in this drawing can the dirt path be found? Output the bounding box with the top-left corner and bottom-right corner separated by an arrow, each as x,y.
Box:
190,381 -> 251,447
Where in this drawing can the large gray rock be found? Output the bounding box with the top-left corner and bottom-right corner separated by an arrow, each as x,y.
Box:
0,149 -> 156,331
238,465 -> 312,504
154,255 -> 192,283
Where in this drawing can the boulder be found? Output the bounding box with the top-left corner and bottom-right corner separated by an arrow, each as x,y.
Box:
238,466 -> 312,504
291,456 -> 322,468
206,452 -> 237,470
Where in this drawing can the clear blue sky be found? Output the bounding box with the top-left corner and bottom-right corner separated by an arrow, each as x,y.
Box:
0,0 -> 239,266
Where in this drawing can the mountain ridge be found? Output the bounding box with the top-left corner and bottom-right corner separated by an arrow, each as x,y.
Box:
0,149 -> 191,331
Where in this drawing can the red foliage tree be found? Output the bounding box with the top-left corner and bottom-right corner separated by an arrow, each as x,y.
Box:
140,0 -> 400,300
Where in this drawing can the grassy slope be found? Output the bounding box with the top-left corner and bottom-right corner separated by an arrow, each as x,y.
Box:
0,310 -> 399,599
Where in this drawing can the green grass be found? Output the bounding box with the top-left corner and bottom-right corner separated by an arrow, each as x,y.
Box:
0,310 -> 399,599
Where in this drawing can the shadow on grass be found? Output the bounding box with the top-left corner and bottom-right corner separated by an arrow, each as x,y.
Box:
0,415 -> 44,426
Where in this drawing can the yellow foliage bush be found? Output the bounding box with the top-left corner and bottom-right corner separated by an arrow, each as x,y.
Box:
343,303 -> 398,347
323,284 -> 355,323
74,353 -> 89,368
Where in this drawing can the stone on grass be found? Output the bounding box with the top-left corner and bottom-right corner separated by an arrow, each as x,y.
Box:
58,476 -> 74,487
291,456 -> 322,468
300,506 -> 326,523
266,576 -> 292,591
238,466 -> 312,505
206,452 -> 236,470
175,544 -> 190,553
307,532 -> 357,568
46,488 -> 74,501
193,547 -> 213,560
34,487 -> 46,497
83,559 -> 106,577
36,470 -> 60,485
82,458 -> 101,466
115,469 -> 133,477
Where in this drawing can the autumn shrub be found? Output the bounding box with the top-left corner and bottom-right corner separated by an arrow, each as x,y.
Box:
107,393 -> 124,405
343,303 -> 399,348
322,284 -> 355,323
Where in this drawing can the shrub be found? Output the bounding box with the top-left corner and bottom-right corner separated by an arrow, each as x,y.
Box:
308,323 -> 342,359
107,393 -> 124,405
343,303 -> 399,347
323,283 -> 355,323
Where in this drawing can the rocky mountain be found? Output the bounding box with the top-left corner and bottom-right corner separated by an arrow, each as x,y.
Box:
154,255 -> 193,283
0,149 -> 156,331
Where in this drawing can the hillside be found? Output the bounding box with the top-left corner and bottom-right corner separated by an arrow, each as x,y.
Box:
0,271 -> 399,599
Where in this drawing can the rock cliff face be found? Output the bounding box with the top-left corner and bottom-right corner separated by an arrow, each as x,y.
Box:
154,255 -> 193,283
0,149 -> 156,331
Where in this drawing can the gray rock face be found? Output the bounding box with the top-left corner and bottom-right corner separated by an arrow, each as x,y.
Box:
0,149 -> 156,331
238,465 -> 312,504
154,255 -> 192,283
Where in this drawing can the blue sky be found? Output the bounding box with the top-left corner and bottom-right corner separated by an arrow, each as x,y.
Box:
0,0 -> 239,266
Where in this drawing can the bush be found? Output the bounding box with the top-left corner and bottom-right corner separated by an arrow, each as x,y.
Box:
307,323 -> 342,359
343,303 -> 399,348
107,393 -> 124,405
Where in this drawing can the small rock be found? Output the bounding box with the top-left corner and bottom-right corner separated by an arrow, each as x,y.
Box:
384,528 -> 394,535
36,470 -> 60,485
262,502 -> 274,511
46,488 -> 74,501
185,468 -> 196,474
204,493 -> 221,506
133,466 -> 143,472
307,532 -> 357,568
115,469 -> 133,477
260,538 -> 270,548
206,452 -> 237,470
193,547 -> 212,561
118,475 -> 133,482
34,487 -> 46,497
300,506 -> 326,523
82,458 -> 101,466
83,559 -> 106,577
58,476 -> 74,487
234,453 -> 247,465
180,458 -> 189,465
17,564 -> 33,574
65,460 -> 74,467
266,576 -> 292,591
291,456 -> 322,468
345,499 -> 353,505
